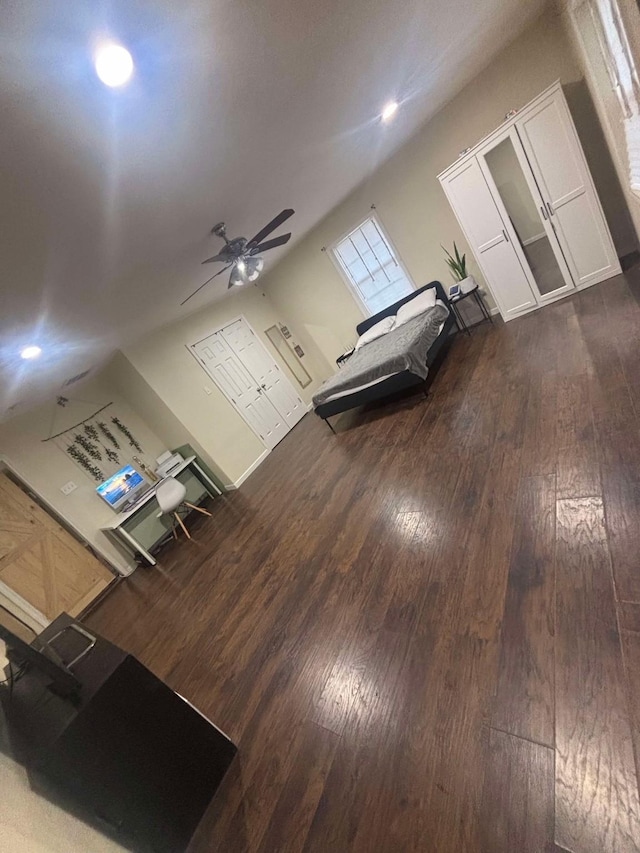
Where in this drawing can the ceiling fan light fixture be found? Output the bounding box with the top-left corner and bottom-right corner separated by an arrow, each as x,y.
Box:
229,265 -> 248,287
245,256 -> 264,282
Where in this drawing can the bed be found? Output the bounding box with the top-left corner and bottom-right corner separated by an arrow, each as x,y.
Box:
313,280 -> 457,431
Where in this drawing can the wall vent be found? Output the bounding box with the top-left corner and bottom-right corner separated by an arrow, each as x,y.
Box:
62,369 -> 91,387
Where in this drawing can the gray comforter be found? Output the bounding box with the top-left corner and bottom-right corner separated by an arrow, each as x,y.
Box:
313,302 -> 450,407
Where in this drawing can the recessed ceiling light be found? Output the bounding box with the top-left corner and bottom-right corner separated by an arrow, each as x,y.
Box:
381,101 -> 399,123
20,345 -> 42,360
94,42 -> 134,88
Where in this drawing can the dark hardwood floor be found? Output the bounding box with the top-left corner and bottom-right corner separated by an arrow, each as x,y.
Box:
87,266 -> 640,852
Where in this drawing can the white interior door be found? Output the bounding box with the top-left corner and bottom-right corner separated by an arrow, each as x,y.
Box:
442,158 -> 538,319
192,333 -> 289,451
220,319 -> 305,430
516,92 -> 621,287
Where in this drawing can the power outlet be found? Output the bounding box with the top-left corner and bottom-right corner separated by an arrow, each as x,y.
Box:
60,481 -> 77,496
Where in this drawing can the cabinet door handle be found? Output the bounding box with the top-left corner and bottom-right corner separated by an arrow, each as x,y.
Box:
546,201 -> 554,217
502,229 -> 509,243
540,205 -> 548,221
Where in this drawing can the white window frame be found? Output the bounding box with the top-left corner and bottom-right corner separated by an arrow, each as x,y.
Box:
328,212 -> 416,317
577,0 -> 640,197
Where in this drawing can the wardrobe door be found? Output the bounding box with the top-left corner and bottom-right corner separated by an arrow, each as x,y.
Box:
441,158 -> 537,319
478,128 -> 575,302
516,92 -> 621,287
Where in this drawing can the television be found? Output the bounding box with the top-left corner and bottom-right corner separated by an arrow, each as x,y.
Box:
96,464 -> 146,511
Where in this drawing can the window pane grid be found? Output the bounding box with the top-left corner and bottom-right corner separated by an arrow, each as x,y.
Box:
332,218 -> 413,314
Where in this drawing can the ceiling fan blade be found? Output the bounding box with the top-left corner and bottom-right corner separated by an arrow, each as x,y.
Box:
250,233 -> 291,254
246,209 -> 294,249
202,251 -> 232,265
181,265 -> 231,305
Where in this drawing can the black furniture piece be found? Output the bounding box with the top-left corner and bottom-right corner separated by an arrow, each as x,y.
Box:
449,285 -> 493,335
336,347 -> 355,368
1,613 -> 236,853
315,281 -> 457,430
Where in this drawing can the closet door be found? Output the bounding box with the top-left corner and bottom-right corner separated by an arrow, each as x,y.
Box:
441,158 -> 537,319
219,319 -> 305,430
191,333 -> 290,451
478,127 -> 575,302
516,91 -> 621,287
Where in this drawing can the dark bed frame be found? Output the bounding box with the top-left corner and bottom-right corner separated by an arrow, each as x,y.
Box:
315,280 -> 458,432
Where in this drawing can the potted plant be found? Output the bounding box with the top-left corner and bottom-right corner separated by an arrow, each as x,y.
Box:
442,242 -> 477,294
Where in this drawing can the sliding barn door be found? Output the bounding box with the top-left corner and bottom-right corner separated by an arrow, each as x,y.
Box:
0,473 -> 113,623
516,91 -> 621,287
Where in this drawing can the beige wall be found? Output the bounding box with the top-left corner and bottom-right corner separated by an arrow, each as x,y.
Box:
0,375 -> 169,577
103,351 -> 226,486
261,8 -> 637,378
559,0 -> 640,242
122,285 -> 319,486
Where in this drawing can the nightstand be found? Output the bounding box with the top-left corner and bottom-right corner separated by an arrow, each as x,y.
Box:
449,286 -> 493,335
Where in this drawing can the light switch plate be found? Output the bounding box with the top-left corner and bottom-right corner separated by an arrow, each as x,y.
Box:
60,481 -> 77,495
204,386 -> 212,395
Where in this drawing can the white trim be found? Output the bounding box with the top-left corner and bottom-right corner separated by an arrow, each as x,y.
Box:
0,582 -> 49,629
223,449 -> 270,490
522,232 -> 547,246
0,454 -> 121,576
327,211 -> 416,318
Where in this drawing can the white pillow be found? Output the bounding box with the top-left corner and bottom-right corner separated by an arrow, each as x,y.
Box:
395,288 -> 437,327
354,315 -> 396,350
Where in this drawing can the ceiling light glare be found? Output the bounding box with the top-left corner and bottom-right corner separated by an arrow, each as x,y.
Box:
94,42 -> 134,88
20,345 -> 42,360
381,101 -> 399,123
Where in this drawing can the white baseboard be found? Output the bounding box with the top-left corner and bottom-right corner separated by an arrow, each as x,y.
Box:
224,448 -> 270,490
522,233 -> 546,246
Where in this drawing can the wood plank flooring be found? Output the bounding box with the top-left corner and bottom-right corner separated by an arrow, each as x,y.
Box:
87,266 -> 640,852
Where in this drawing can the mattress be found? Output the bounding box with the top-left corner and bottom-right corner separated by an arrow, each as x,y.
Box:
315,312 -> 448,406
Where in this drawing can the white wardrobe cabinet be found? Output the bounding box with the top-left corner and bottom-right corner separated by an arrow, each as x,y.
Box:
439,82 -> 621,321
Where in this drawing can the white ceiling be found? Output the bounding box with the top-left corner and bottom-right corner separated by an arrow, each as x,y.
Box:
0,0 -> 546,417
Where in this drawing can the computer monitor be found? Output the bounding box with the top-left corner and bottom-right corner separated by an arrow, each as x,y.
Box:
96,464 -> 146,511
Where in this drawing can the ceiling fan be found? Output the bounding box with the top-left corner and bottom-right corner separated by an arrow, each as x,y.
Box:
180,208 -> 294,305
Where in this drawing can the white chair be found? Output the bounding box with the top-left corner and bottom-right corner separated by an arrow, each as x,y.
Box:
156,477 -> 212,540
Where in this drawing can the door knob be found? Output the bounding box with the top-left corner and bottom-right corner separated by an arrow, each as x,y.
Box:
260,384 -> 267,390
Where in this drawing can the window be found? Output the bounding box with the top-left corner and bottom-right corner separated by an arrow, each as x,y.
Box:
585,0 -> 640,195
331,216 -> 415,315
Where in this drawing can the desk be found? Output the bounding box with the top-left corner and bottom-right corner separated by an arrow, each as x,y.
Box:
3,613 -> 237,853
101,456 -> 222,567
